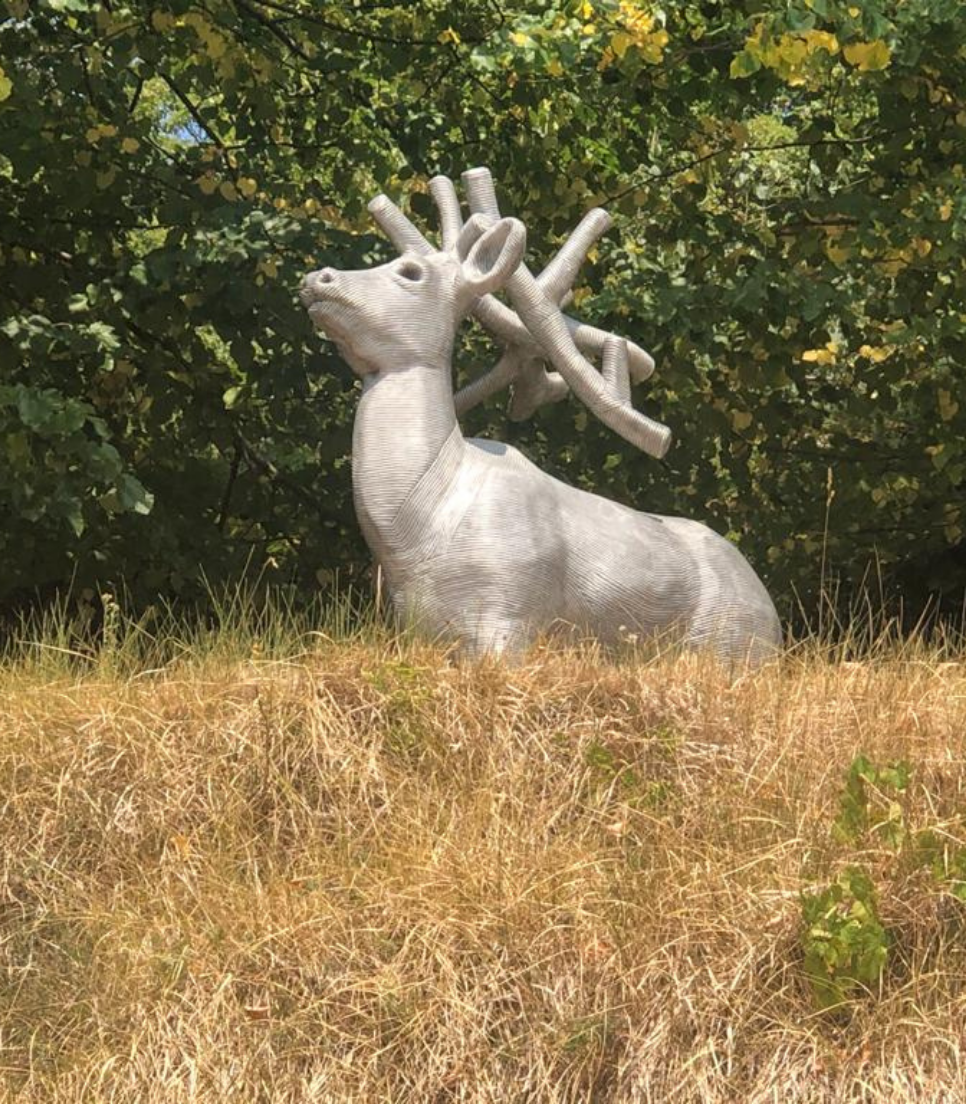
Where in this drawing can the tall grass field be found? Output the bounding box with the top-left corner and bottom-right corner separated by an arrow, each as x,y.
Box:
2,597 -> 966,1101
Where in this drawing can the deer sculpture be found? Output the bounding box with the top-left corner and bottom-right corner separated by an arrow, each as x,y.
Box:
300,167 -> 781,664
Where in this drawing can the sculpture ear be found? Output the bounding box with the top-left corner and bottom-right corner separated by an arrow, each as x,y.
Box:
456,216 -> 526,298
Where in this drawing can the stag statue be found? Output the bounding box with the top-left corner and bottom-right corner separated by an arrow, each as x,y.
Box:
300,167 -> 781,664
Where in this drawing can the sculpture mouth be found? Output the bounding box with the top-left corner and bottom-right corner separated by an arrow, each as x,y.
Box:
305,298 -> 347,338
299,283 -> 333,308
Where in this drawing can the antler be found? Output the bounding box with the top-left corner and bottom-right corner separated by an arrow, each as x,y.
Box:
454,204 -> 619,422
461,168 -> 671,459
366,169 -> 671,459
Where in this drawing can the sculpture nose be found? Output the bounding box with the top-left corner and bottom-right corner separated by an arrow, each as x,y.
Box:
300,267 -> 338,306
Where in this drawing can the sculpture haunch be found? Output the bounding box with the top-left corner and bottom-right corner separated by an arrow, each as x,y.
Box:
301,167 -> 781,665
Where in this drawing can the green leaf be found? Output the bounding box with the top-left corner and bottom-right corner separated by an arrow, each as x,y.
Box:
223,385 -> 243,409
729,50 -> 761,79
117,473 -> 155,516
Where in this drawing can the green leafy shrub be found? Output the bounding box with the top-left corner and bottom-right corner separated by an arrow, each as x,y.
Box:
801,866 -> 890,1010
833,754 -> 911,849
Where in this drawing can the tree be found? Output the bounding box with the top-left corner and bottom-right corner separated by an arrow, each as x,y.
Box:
1,0 -> 964,625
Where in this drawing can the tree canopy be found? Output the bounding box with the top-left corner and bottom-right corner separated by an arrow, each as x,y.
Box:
2,0 -> 964,625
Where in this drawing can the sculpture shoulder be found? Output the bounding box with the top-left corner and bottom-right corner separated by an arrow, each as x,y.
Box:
465,436 -> 534,471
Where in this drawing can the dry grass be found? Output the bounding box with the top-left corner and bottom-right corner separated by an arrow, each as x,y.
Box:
2,618 -> 966,1102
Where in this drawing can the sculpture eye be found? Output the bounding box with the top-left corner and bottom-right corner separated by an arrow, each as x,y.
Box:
397,261 -> 424,282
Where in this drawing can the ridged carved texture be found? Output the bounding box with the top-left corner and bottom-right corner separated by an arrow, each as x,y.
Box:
300,168 -> 781,666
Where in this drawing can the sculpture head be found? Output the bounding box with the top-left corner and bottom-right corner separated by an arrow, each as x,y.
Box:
300,213 -> 525,377
301,168 -> 672,458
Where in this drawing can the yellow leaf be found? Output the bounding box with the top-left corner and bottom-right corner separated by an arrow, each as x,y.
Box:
510,31 -> 530,46
843,40 -> 891,71
85,127 -> 101,144
75,150 -> 92,167
579,0 -> 594,17
611,30 -> 632,58
825,240 -> 852,264
197,172 -> 219,195
238,176 -> 257,199
940,200 -> 953,220
913,237 -> 932,257
619,1 -> 654,36
638,28 -> 668,63
546,57 -> 563,76
858,344 -> 893,362
151,10 -> 175,31
437,27 -> 460,45
939,389 -> 959,422
731,409 -> 753,432
801,348 -> 835,364
95,168 -> 116,190
801,29 -> 839,55
121,137 -> 140,153
219,181 -> 238,202
0,64 -> 10,103
582,23 -> 597,36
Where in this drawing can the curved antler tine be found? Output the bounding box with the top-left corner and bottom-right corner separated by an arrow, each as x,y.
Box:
504,266 -> 672,459
454,349 -> 522,416
507,368 -> 569,421
429,176 -> 464,251
601,336 -> 632,405
470,291 -> 656,381
367,194 -> 434,256
570,323 -> 655,382
462,166 -> 502,220
540,208 -> 612,304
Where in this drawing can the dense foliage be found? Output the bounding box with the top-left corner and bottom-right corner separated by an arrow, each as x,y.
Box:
2,0 -> 964,624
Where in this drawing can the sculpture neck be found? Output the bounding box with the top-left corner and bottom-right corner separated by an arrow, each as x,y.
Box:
352,362 -> 462,538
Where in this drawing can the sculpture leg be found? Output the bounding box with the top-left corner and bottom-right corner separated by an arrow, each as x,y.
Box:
455,617 -> 533,661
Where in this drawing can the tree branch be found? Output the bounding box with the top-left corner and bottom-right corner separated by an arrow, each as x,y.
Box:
231,0 -> 311,60
158,72 -> 227,151
246,0 -> 485,46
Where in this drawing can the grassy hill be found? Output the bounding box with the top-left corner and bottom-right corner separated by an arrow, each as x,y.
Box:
2,610 -> 966,1102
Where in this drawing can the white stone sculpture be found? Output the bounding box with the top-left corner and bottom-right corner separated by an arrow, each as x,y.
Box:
300,167 -> 781,664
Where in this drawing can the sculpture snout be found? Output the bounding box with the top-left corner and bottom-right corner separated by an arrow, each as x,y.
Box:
300,267 -> 338,305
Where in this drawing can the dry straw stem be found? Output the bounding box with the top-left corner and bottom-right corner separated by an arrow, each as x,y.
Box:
2,629 -> 966,1102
